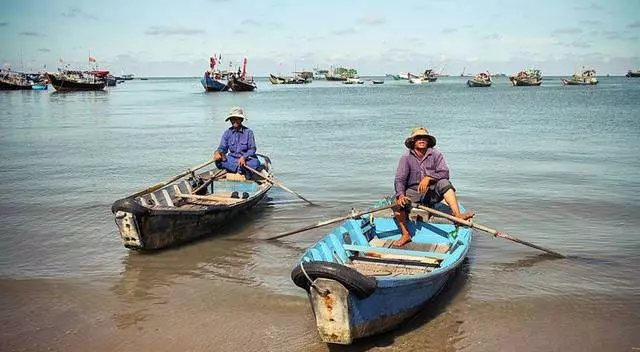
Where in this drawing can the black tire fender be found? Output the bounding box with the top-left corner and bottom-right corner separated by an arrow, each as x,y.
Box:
291,261 -> 377,299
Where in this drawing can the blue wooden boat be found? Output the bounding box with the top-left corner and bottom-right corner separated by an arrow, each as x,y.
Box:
291,202 -> 471,344
201,72 -> 230,92
111,155 -> 272,250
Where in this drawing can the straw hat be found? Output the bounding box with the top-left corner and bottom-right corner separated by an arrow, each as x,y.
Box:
404,127 -> 436,149
225,106 -> 246,121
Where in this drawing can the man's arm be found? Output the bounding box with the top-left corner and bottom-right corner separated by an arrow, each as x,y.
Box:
217,130 -> 229,154
394,154 -> 410,198
428,151 -> 450,180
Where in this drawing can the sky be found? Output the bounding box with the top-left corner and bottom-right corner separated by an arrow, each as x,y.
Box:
1,0 -> 639,76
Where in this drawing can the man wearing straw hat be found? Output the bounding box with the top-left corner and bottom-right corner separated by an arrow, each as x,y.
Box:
393,127 -> 474,246
213,106 -> 261,175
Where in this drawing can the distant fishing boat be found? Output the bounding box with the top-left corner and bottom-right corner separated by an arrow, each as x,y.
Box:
467,72 -> 492,87
562,68 -> 598,86
291,200 -> 471,345
46,70 -> 108,91
0,70 -> 32,90
386,73 -> 409,80
325,66 -> 357,81
408,72 -> 428,84
371,80 -> 384,84
508,69 -> 542,86
227,58 -> 256,92
201,55 -> 231,92
343,77 -> 364,84
626,69 -> 640,77
268,73 -> 310,84
111,155 -> 273,250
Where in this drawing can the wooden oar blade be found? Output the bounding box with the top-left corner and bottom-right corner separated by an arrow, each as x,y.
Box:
413,204 -> 565,258
244,165 -> 316,206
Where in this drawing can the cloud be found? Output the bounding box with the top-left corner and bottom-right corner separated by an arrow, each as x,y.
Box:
441,28 -> 458,34
145,26 -> 205,36
38,48 -> 51,53
580,20 -> 603,26
331,28 -> 356,35
482,33 -> 501,40
602,30 -> 622,40
241,19 -> 261,27
208,0 -> 231,2
628,20 -> 640,28
629,36 -> 639,41
552,28 -> 582,35
20,31 -> 45,37
568,41 -> 592,48
61,7 -> 97,19
575,3 -> 604,11
358,15 -> 385,26
0,22 -> 8,27
233,29 -> 246,35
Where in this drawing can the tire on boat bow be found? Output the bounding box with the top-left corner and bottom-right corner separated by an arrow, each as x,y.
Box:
291,261 -> 377,299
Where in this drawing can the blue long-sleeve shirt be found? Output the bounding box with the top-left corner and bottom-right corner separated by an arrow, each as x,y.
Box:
394,148 -> 450,197
216,126 -> 257,159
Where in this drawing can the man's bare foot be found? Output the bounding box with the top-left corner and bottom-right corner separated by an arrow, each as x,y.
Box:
393,235 -> 412,247
454,212 -> 475,221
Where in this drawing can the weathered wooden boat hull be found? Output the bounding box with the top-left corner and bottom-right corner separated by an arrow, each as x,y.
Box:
112,155 -> 272,250
562,79 -> 598,85
291,204 -> 471,344
0,80 -> 33,90
509,77 -> 542,86
467,79 -> 491,87
229,77 -> 257,91
269,74 -> 310,84
201,74 -> 230,92
46,73 -> 106,91
626,71 -> 640,77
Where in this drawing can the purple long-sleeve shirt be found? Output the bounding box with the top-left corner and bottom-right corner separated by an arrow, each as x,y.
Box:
217,126 -> 257,159
394,148 -> 450,197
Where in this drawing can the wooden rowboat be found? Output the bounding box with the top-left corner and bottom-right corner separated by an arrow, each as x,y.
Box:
111,155 -> 272,250
291,202 -> 471,344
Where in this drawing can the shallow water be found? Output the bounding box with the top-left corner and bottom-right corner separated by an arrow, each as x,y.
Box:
1,76 -> 639,351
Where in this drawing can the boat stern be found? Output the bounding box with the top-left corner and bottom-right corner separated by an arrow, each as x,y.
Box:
310,278 -> 354,344
114,210 -> 144,249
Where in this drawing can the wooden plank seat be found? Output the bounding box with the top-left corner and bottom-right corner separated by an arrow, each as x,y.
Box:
342,244 -> 448,264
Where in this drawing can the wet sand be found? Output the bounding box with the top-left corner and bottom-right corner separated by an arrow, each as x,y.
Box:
2,266 -> 638,352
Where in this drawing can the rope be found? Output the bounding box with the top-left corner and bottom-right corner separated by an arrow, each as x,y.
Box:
299,261 -> 329,297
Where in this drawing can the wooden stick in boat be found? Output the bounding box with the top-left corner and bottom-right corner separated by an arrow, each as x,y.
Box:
265,204 -> 396,241
191,169 -> 227,194
175,192 -> 241,202
413,205 -> 565,258
243,165 -> 316,206
130,159 -> 216,198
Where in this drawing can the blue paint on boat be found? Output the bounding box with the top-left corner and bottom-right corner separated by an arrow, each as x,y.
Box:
31,84 -> 48,90
201,74 -> 229,92
291,202 -> 471,344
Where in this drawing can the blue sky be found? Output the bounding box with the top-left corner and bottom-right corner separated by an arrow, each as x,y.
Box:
1,0 -> 639,76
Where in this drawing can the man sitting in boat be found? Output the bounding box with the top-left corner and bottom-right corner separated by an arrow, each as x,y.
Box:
213,106 -> 261,176
393,127 -> 474,246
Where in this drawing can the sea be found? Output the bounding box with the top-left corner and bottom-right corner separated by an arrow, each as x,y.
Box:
1,76 -> 639,351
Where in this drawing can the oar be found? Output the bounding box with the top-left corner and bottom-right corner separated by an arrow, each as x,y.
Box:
244,165 -> 316,206
266,204 -> 396,241
413,204 -> 565,258
130,159 -> 216,198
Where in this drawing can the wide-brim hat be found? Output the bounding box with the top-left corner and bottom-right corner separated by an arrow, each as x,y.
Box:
404,127 -> 436,149
225,106 -> 246,121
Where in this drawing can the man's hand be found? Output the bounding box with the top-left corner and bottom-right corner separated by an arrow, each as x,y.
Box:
396,195 -> 411,207
213,150 -> 225,162
418,176 -> 432,194
238,156 -> 246,167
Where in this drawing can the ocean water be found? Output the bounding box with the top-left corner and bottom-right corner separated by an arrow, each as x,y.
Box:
1,76 -> 639,351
